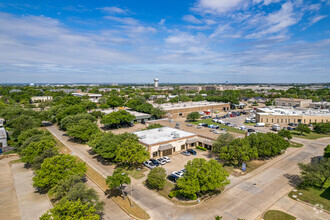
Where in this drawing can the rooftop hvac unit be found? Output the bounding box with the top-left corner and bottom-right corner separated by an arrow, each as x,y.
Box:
158,127 -> 163,132
140,135 -> 146,139
173,132 -> 180,139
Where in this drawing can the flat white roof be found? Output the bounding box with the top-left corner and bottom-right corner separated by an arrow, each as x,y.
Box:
257,107 -> 330,117
133,127 -> 195,145
153,101 -> 228,111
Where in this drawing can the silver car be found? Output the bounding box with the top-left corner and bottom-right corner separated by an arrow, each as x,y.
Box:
157,158 -> 166,165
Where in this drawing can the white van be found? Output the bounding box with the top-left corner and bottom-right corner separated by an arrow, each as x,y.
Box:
272,124 -> 281,131
255,123 -> 265,127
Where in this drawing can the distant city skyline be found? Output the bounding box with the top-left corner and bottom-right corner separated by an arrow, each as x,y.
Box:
1,0 -> 330,83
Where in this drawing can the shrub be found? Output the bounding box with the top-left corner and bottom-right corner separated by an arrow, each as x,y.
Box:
196,146 -> 207,151
168,190 -> 180,198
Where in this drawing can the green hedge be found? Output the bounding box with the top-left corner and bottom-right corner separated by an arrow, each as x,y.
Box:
196,146 -> 207,151
168,190 -> 179,198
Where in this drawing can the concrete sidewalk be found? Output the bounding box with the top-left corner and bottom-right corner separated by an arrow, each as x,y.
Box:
11,163 -> 53,220
0,156 -> 20,220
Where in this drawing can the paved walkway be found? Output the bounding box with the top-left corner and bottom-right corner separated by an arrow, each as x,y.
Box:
269,196 -> 329,220
47,126 -> 330,220
11,162 -> 53,220
0,156 -> 21,220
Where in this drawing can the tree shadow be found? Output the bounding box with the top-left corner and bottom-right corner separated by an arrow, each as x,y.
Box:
283,173 -> 302,187
320,187 -> 330,200
104,188 -> 125,199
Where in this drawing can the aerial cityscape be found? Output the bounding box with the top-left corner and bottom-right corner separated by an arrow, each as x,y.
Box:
0,1 -> 329,220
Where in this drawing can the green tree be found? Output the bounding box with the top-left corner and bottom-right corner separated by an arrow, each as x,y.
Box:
33,155 -> 87,191
213,133 -> 234,155
17,128 -> 43,146
106,168 -> 131,199
296,124 -> 311,135
7,115 -> 41,137
115,140 -> 149,166
176,158 -> 230,200
101,110 -> 135,128
106,96 -> 125,108
40,199 -> 100,220
21,138 -> 56,164
150,107 -> 166,119
49,175 -> 83,201
298,158 -> 330,189
186,112 -> 200,122
66,119 -> 100,142
313,122 -> 330,134
89,132 -> 138,161
146,167 -> 167,190
193,95 -> 205,102
60,113 -> 96,130
278,129 -> 292,140
32,148 -> 59,170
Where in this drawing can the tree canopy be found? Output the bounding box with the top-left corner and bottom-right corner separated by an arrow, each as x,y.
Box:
101,110 -> 135,128
106,168 -> 131,199
146,167 -> 167,190
66,119 -> 100,142
298,158 -> 330,189
313,122 -> 330,134
186,112 -> 200,122
175,158 -> 230,200
278,129 -> 292,140
33,155 -> 87,191
115,140 -> 149,166
296,124 -> 311,135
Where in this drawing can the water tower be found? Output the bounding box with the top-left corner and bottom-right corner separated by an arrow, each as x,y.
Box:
154,78 -> 159,88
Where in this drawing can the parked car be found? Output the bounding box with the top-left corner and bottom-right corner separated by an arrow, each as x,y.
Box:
247,128 -> 255,133
186,124 -> 193,127
181,151 -> 190,156
162,156 -> 171,163
213,130 -> 221,134
210,129 -> 215,132
167,174 -> 179,183
181,169 -> 186,173
172,171 -> 184,177
202,123 -> 208,127
251,119 -> 257,123
156,158 -> 166,165
197,126 -> 202,129
221,128 -> 227,131
187,149 -> 197,155
287,127 -> 294,130
150,159 -> 160,166
143,161 -> 156,169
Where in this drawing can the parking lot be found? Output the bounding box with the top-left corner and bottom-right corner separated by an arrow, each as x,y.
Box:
146,149 -> 215,177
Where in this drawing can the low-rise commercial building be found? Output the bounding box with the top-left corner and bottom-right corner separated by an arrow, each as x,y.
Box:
31,96 -> 53,103
133,127 -> 213,158
256,107 -> 330,125
153,101 -> 230,118
0,127 -> 7,148
72,92 -> 102,103
274,98 -> 312,108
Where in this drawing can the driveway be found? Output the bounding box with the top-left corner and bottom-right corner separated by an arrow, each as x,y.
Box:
0,156 -> 20,220
47,125 -> 330,220
11,162 -> 53,220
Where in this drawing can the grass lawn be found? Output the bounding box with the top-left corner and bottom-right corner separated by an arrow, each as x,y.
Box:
264,210 -> 296,220
124,167 -> 147,180
2,150 -> 17,155
9,158 -> 22,164
156,180 -> 175,199
289,186 -> 330,212
244,122 -> 256,126
291,131 -> 330,140
223,160 -> 267,176
289,141 -> 303,148
113,196 -> 150,220
191,118 -> 245,134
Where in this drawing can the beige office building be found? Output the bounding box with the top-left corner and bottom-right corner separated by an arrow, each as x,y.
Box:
256,107 -> 330,125
153,101 -> 230,118
274,98 -> 312,108
133,127 -> 214,158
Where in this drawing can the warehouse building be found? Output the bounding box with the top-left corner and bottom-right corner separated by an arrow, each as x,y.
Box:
31,96 -> 53,103
256,107 -> 330,125
274,98 -> 312,108
72,92 -> 102,103
153,101 -> 230,118
133,127 -> 214,158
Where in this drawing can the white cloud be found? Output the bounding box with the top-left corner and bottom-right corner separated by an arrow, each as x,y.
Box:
100,6 -> 128,14
183,15 -> 202,24
159,18 -> 166,25
193,0 -> 244,14
310,15 -> 327,25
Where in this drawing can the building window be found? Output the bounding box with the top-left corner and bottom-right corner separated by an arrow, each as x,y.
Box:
266,118 -> 268,123
261,119 -> 263,122
281,119 -> 283,123
198,142 -> 203,147
272,119 -> 273,123
191,143 -> 195,147
181,145 -> 185,150
153,152 -> 158,157
294,119 -> 296,123
277,119 -> 279,123
173,147 -> 176,152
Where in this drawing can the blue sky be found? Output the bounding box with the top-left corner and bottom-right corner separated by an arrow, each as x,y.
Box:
0,0 -> 329,83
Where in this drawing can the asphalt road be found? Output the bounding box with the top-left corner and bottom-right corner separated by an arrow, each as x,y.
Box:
47,125 -> 330,220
